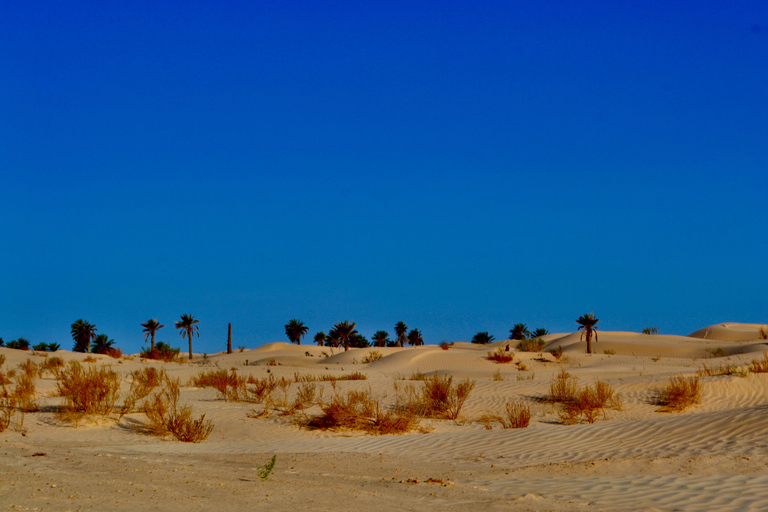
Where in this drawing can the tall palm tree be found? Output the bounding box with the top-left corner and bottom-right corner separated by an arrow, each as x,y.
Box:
71,319 -> 97,353
175,314 -> 200,360
372,330 -> 390,347
509,324 -> 530,341
285,319 -> 308,346
142,319 -> 165,352
326,328 -> 340,348
576,313 -> 599,354
334,320 -> 358,352
471,332 -> 494,344
313,331 -> 326,346
91,334 -> 115,354
407,328 -> 424,346
394,321 -> 408,347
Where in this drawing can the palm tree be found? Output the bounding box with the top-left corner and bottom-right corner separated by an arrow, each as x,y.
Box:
313,331 -> 326,346
141,319 -> 165,353
285,319 -> 308,346
175,314 -> 200,360
407,328 -> 424,346
394,321 -> 408,347
509,324 -> 530,341
326,329 -> 340,348
71,319 -> 97,353
576,313 -> 599,354
471,332 -> 494,344
531,328 -> 549,338
91,334 -> 115,354
334,320 -> 358,352
372,330 -> 390,347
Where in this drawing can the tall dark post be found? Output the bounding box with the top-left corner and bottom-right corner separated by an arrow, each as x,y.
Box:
227,323 -> 232,354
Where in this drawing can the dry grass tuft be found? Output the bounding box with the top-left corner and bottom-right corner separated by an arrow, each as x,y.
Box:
549,346 -> 563,360
190,369 -> 246,401
82,355 -> 98,363
40,356 -> 64,376
656,376 -> 701,412
697,363 -> 748,378
749,353 -> 768,373
559,381 -> 621,424
55,361 -> 121,423
516,337 -> 546,352
548,369 -> 577,403
307,388 -> 418,435
706,347 -> 727,358
396,375 -> 475,420
361,351 -> 383,364
486,348 -> 514,364
13,361 -> 38,413
121,367 -> 165,417
144,377 -> 213,442
478,402 -> 532,429
491,370 -> 504,381
760,327 -> 767,340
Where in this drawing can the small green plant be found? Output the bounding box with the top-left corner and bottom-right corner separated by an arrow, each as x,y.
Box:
603,349 -> 616,355
516,337 -> 545,352
257,455 -> 277,481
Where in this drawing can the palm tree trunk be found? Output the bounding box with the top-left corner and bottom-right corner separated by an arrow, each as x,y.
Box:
586,331 -> 593,354
151,332 -> 156,353
188,330 -> 193,360
227,323 -> 232,354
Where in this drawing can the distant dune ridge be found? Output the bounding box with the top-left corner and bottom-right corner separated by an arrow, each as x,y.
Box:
2,321 -> 768,511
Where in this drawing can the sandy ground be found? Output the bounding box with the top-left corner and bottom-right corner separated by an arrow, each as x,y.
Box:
2,322 -> 768,511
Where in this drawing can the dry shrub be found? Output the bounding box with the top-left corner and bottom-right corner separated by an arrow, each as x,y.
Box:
362,351 -> 383,364
144,377 -> 213,442
40,356 -> 64,376
697,363 -> 748,378
657,376 -> 701,412
487,348 -> 514,364
515,361 -> 528,372
491,370 -> 504,381
293,372 -> 367,383
13,364 -> 37,413
408,371 -> 427,381
190,369 -> 246,402
0,354 -> 5,367
246,374 -> 280,404
760,327 -> 767,340
83,355 -> 97,363
307,388 -> 417,435
706,347 -> 727,358
549,346 -> 563,360
56,361 -> 121,422
749,353 -> 768,373
559,381 -> 620,424
397,375 -> 476,420
516,338 -> 546,352
439,342 -> 451,350
121,367 -> 164,417
477,402 -> 531,429
548,369 -> 577,403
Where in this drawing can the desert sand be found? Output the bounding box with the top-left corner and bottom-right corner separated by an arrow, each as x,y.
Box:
2,322 -> 768,511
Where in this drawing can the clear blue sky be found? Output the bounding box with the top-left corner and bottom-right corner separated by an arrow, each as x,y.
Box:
1,1 -> 767,353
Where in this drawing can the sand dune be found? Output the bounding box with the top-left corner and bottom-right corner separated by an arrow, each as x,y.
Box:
2,323 -> 768,511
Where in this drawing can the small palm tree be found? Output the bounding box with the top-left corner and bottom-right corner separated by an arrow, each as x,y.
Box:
175,314 -> 200,360
326,329 -> 340,348
285,319 -> 308,346
576,313 -> 599,354
314,331 -> 326,347
334,320 -> 358,352
141,319 -> 165,353
531,328 -> 549,338
509,324 -> 530,341
91,334 -> 115,354
407,328 -> 424,346
471,332 -> 494,344
394,321 -> 408,347
372,330 -> 390,347
71,319 -> 97,353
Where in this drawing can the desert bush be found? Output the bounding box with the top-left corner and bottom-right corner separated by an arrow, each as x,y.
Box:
0,354 -> 5,367
697,363 -> 748,378
749,353 -> 768,373
397,375 -> 475,420
83,355 -> 97,363
603,349 -> 616,355
245,374 -> 280,404
549,346 -> 563,360
13,361 -> 37,413
642,327 -> 659,335
558,381 -> 620,424
516,337 -> 546,352
515,361 -> 528,372
0,386 -> 16,433
656,376 -> 701,412
140,342 -> 181,362
308,388 -> 417,435
492,370 -> 504,381
487,348 -> 514,364
477,402 -> 531,429
121,367 -> 164,417
706,347 -> 727,358
361,351 -> 383,364
760,327 -> 767,340
190,369 -> 246,402
40,356 -> 64,376
56,361 -> 121,421
439,342 -> 452,350
548,369 -> 578,403
144,377 -> 213,442
5,338 -> 30,350
292,372 -> 367,383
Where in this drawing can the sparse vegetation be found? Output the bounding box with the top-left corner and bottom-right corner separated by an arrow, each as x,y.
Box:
486,348 -> 514,363
121,367 -> 165,417
307,387 -> 418,435
697,363 -> 747,378
439,341 -> 452,350
760,327 -> 767,340
478,401 -> 531,429
516,337 -> 546,352
361,351 -> 383,364
257,455 -> 277,481
395,375 -> 475,420
558,380 -> 621,424
548,369 -> 578,403
55,361 -> 121,423
642,327 -> 659,335
603,349 -> 616,355
706,347 -> 727,358
749,353 -> 768,373
140,341 -> 181,362
491,370 -> 504,381
144,376 -> 213,442
656,376 -> 701,412
549,346 -> 563,360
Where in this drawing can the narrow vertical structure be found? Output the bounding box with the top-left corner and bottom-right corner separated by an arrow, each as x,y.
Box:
227,322 -> 232,354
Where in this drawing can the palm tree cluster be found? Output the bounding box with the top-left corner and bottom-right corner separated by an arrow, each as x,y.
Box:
286,320 -> 424,351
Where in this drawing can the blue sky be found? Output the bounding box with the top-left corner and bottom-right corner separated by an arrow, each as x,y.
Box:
1,1 -> 767,353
